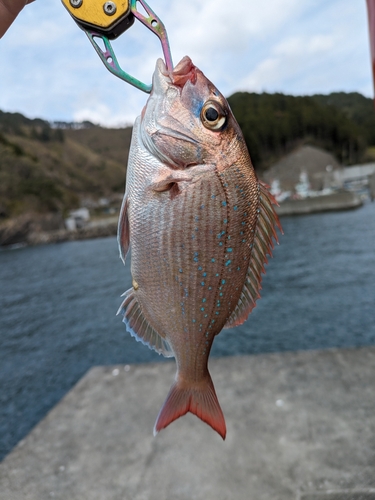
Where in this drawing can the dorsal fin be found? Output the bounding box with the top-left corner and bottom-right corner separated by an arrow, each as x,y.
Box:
224,181 -> 282,329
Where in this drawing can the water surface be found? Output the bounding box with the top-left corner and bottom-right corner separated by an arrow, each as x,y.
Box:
1,203 -> 375,459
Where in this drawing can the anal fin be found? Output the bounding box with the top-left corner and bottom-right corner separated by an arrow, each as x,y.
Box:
117,289 -> 174,358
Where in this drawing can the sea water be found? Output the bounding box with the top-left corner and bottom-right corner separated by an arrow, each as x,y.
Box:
1,202 -> 375,459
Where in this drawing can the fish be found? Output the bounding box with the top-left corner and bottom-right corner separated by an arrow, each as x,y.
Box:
117,56 -> 281,440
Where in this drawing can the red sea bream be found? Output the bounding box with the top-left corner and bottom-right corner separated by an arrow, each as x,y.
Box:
117,56 -> 281,439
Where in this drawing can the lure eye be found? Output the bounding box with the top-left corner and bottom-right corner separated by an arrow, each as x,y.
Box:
201,101 -> 227,131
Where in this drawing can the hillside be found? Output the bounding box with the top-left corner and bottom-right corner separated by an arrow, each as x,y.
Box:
0,115 -> 131,220
227,92 -> 371,172
311,92 -> 375,145
1,91 -> 374,226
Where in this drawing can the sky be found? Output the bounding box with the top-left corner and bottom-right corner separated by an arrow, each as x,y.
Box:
0,0 -> 373,127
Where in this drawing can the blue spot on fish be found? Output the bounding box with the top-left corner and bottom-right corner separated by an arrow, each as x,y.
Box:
198,266 -> 202,271
201,282 -> 205,286
222,279 -> 226,284
211,258 -> 215,263
201,307 -> 205,311
233,205 -> 238,211
222,201 -> 227,206
202,298 -> 206,303
225,260 -> 231,266
179,269 -> 183,273
227,248 -> 233,253
203,272 -> 207,277
190,96 -> 203,117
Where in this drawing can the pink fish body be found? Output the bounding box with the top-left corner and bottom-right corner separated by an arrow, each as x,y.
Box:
118,57 -> 281,439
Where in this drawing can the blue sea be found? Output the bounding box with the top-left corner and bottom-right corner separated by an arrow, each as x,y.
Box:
1,202 -> 375,460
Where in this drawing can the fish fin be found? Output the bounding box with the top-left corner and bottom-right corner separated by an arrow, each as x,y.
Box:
117,288 -> 174,358
118,196 -> 130,264
151,171 -> 193,192
224,181 -> 282,329
153,372 -> 226,439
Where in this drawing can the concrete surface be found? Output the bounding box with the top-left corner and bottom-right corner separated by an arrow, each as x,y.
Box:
0,347 -> 375,500
276,192 -> 363,216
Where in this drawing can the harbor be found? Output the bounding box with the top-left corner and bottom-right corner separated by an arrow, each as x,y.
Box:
0,347 -> 374,500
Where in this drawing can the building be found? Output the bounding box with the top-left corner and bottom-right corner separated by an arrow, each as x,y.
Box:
262,145 -> 343,197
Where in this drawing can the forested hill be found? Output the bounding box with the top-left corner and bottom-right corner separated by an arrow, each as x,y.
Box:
311,92 -> 375,145
0,116 -> 132,219
227,91 -> 375,172
0,91 -> 374,220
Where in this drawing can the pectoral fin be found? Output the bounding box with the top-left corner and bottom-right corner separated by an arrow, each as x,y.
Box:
118,196 -> 130,264
150,171 -> 193,192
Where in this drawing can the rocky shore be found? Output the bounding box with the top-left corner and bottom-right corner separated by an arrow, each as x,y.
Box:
0,191 -> 365,248
0,213 -> 118,248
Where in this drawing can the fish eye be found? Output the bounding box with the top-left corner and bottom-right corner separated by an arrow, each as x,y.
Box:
201,101 -> 227,131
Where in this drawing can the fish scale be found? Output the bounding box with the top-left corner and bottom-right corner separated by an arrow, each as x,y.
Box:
117,56 -> 281,438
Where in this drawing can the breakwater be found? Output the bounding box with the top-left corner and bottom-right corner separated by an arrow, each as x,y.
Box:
276,191 -> 363,216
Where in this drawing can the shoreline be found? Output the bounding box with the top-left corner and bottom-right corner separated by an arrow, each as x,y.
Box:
276,190 -> 363,216
0,191 -> 366,248
27,221 -> 119,246
1,347 -> 374,499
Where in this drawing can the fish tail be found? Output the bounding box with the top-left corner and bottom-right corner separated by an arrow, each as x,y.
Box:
153,373 -> 226,440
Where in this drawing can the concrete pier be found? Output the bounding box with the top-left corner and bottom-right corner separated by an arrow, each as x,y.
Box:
0,347 -> 375,500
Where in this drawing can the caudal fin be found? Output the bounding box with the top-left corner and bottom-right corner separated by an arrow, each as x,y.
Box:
153,374 -> 226,439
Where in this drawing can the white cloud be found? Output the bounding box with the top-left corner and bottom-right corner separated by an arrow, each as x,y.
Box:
0,0 -> 372,126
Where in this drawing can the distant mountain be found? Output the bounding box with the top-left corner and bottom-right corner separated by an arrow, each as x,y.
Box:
0,111 -> 131,220
1,91 -> 374,221
227,92 -> 371,172
311,92 -> 375,145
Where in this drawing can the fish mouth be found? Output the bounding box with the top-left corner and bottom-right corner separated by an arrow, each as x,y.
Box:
141,57 -> 201,166
152,56 -> 198,95
148,57 -> 201,142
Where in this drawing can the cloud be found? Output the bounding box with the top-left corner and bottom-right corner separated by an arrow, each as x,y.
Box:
0,0 -> 372,126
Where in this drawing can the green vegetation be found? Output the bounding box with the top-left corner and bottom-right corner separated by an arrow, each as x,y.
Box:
227,92 -> 372,171
0,112 -> 131,219
0,92 -> 374,220
312,92 -> 375,145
